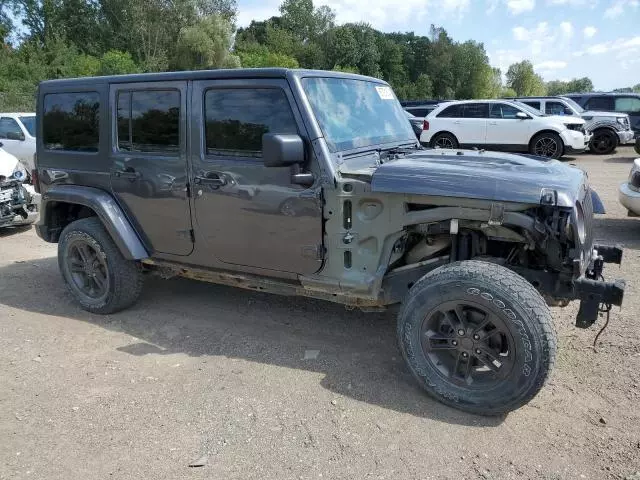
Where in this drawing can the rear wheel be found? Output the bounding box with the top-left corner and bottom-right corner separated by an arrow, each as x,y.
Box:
589,129 -> 617,155
58,217 -> 143,314
397,261 -> 556,416
430,132 -> 459,149
530,132 -> 564,159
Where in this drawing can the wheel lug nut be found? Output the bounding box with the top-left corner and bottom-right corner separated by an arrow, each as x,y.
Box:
473,334 -> 480,340
457,329 -> 465,336
462,352 -> 468,358
475,349 -> 481,354
452,340 -> 458,346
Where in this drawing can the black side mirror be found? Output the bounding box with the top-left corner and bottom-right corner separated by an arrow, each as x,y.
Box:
263,134 -> 304,167
6,131 -> 25,141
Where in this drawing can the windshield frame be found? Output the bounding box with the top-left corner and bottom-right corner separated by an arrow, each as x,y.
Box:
18,115 -> 36,137
559,97 -> 584,113
300,76 -> 416,155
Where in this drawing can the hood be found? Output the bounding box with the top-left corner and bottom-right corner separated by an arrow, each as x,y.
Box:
582,110 -> 627,119
0,148 -> 23,179
344,149 -> 587,208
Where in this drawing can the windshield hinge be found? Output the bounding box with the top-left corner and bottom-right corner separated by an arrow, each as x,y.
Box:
190,229 -> 195,243
488,203 -> 505,226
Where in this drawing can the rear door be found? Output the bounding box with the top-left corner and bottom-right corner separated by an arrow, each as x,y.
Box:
109,82 -> 193,256
486,102 -> 532,147
460,103 -> 488,145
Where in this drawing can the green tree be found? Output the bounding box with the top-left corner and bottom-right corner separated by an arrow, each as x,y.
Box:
505,60 -> 546,96
99,50 -> 139,75
173,14 -> 239,70
279,0 -> 334,42
238,45 -> 299,68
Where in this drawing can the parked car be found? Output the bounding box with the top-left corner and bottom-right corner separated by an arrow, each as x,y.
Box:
564,93 -> 640,137
0,113 -> 36,172
405,111 -> 424,139
35,68 -> 624,416
513,96 -> 635,155
0,144 -> 40,228
421,100 -> 591,159
401,100 -> 441,118
619,158 -> 640,216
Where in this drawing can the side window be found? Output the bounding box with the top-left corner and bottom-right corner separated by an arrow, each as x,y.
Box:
0,118 -> 22,139
407,108 -> 429,117
490,103 -> 521,119
522,101 -> 541,110
43,92 -> 100,152
204,88 -> 298,158
117,90 -> 180,153
614,97 -> 640,113
586,96 -> 614,111
437,104 -> 464,118
463,103 -> 489,118
546,101 -> 572,116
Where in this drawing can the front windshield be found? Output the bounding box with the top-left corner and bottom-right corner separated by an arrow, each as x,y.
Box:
513,101 -> 543,116
19,116 -> 36,136
561,97 -> 584,113
302,77 -> 415,152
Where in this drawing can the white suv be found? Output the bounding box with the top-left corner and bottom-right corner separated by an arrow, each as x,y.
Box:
0,113 -> 36,172
421,100 -> 591,159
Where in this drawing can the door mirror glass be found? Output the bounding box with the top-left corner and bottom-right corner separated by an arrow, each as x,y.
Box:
6,131 -> 25,141
263,134 -> 304,167
516,112 -> 530,120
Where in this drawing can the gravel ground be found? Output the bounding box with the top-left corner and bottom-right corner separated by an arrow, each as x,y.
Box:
1,147 -> 639,480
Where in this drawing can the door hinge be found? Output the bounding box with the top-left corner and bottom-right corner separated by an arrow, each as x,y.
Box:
190,229 -> 195,242
185,183 -> 191,198
302,244 -> 325,260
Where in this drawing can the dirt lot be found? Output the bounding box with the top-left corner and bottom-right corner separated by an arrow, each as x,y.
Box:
1,147 -> 640,480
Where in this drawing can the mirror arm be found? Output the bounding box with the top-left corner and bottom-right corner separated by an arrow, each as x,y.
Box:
290,163 -> 314,186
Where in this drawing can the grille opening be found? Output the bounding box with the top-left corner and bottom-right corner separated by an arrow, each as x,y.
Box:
343,200 -> 352,229
344,250 -> 352,269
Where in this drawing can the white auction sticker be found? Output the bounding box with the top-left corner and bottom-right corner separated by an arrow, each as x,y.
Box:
375,86 -> 394,100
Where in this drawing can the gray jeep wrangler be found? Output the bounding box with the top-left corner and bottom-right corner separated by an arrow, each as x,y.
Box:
34,69 -> 625,415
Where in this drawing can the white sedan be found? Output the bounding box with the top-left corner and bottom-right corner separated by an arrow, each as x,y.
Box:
618,158 -> 640,216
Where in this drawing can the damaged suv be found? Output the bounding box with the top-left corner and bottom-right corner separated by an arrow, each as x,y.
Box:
35,69 -> 625,415
0,145 -> 39,228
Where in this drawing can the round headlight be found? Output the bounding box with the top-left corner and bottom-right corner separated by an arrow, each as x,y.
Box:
574,202 -> 586,244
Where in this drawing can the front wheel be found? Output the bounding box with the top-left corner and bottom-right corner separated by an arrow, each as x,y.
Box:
397,261 -> 557,416
590,129 -> 617,155
530,132 -> 564,159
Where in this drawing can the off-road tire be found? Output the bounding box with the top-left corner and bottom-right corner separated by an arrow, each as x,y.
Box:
397,260 -> 557,416
430,132 -> 459,149
58,217 -> 143,314
589,129 -> 617,155
529,132 -> 564,159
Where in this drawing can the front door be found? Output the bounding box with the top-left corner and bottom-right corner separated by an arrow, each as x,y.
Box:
486,102 -> 532,147
0,117 -> 32,167
190,79 -> 322,274
109,82 -> 193,256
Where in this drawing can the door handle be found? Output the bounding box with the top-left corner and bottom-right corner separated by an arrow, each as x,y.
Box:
453,121 -> 462,124
113,167 -> 141,180
488,121 -> 497,125
194,172 -> 227,187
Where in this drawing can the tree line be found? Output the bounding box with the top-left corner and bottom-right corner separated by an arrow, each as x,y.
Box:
1,0 -> 638,111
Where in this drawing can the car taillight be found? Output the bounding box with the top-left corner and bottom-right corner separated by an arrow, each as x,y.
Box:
31,169 -> 40,193
423,120 -> 429,131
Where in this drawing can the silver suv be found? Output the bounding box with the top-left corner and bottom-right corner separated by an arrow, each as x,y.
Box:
514,96 -> 635,154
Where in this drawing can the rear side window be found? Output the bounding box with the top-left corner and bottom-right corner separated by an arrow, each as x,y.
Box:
0,117 -> 22,139
43,92 -> 100,152
615,97 -> 640,113
490,103 -> 521,119
204,88 -> 298,158
437,104 -> 464,118
585,96 -> 614,111
117,90 -> 180,153
463,103 -> 489,118
522,101 -> 541,110
546,101 -> 573,116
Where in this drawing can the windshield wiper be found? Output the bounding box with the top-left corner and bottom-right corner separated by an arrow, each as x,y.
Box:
376,144 -> 421,162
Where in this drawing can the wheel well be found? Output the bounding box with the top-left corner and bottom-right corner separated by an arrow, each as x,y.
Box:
591,126 -> 617,135
431,131 -> 459,143
44,202 -> 98,242
529,129 -> 563,148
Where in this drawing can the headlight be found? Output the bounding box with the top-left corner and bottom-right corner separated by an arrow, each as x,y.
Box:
11,163 -> 27,181
616,117 -> 626,126
574,202 -> 586,244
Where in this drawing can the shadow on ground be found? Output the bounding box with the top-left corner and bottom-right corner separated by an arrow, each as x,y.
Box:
594,216 -> 640,250
0,256 -> 503,428
603,156 -> 637,164
0,224 -> 32,238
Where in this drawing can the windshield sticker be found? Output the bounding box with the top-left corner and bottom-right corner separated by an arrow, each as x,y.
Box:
375,86 -> 394,100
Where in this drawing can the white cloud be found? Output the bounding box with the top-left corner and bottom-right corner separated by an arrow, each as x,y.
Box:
442,0 -> 471,14
583,26 -> 597,38
580,36 -> 640,56
546,0 -> 588,4
486,0 -> 501,13
604,0 -> 640,18
535,60 -> 568,70
506,0 -> 536,14
560,21 -> 573,38
512,22 -> 548,42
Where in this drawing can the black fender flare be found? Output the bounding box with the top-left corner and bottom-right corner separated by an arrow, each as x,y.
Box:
38,185 -> 149,260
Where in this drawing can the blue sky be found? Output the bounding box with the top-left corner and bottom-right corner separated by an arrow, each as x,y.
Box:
237,0 -> 640,90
